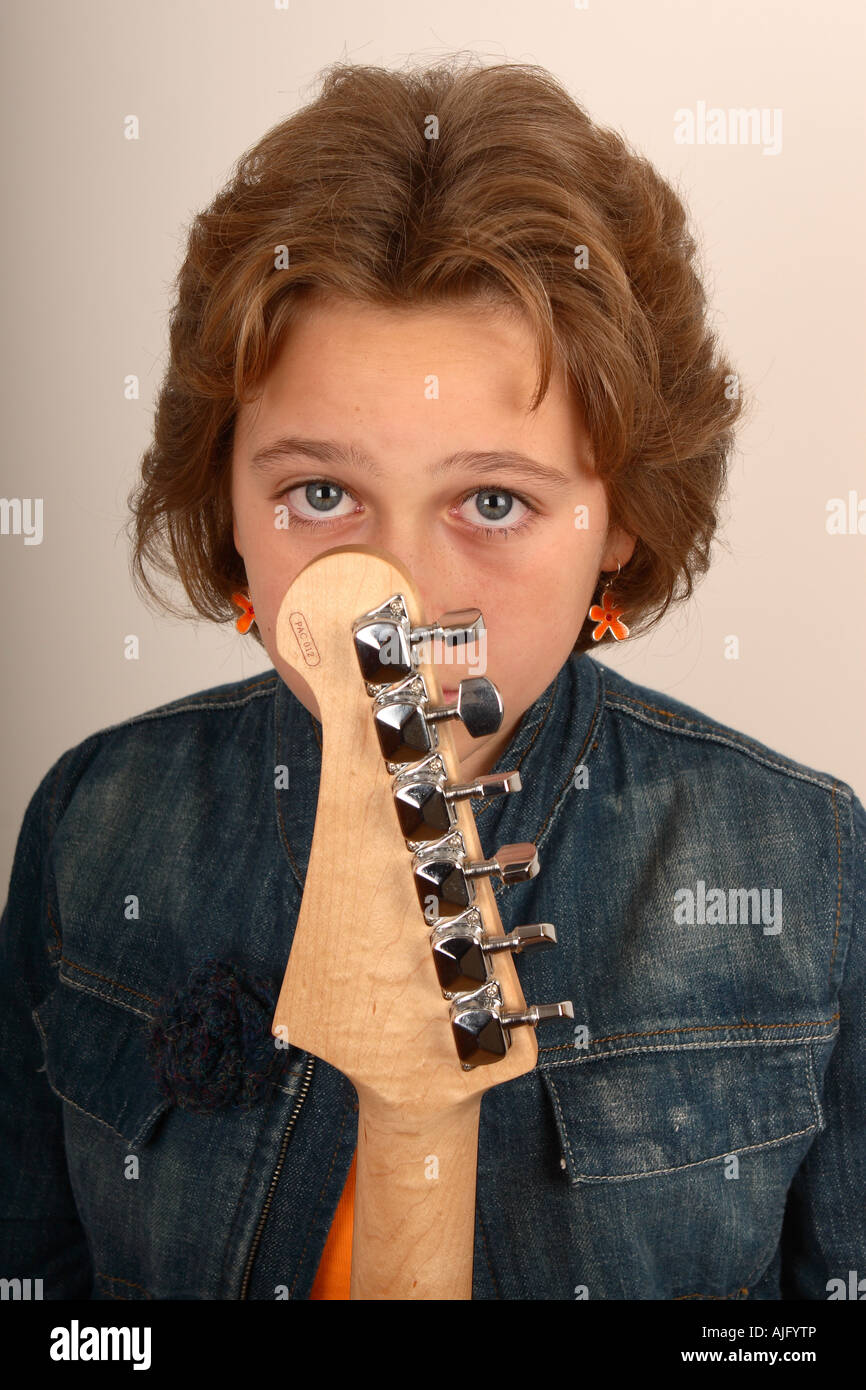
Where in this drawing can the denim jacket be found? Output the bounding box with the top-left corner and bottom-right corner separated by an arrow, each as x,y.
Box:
1,649 -> 864,1301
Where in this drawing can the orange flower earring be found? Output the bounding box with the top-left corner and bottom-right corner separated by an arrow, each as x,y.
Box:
589,561 -> 629,642
231,591 -> 256,634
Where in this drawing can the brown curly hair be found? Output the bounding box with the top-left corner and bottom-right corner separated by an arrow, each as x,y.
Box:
126,55 -> 748,653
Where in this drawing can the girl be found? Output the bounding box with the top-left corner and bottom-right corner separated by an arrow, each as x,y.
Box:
1,56 -> 863,1301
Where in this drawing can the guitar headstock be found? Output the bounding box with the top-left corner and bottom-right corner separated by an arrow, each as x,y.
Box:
271,545 -> 572,1113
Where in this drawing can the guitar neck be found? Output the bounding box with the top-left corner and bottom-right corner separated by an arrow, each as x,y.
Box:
351,1091 -> 483,1299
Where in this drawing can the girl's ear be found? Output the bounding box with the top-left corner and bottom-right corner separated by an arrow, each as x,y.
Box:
232,516 -> 243,559
602,525 -> 637,570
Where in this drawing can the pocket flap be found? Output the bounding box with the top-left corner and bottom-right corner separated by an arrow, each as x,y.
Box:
540,1043 -> 821,1184
33,981 -> 169,1150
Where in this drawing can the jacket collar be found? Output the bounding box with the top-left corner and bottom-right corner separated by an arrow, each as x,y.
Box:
272,651 -> 607,895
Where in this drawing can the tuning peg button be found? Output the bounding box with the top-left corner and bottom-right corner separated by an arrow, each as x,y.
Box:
373,676 -> 505,765
425,677 -> 503,739
413,835 -> 540,920
410,608 -> 486,662
430,909 -> 557,993
449,980 -> 574,1069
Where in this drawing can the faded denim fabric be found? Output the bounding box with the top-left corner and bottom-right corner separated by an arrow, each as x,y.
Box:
1,651 -> 863,1300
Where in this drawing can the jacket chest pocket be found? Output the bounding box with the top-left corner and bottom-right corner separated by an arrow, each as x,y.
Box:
539,1041 -> 822,1184
531,1041 -> 825,1297
32,976 -> 169,1152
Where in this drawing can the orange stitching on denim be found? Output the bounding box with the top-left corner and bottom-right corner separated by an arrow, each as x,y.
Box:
674,1287 -> 748,1300
541,1035 -> 837,1069
608,692 -> 774,749
550,1093 -> 817,1181
55,975 -> 152,1021
608,690 -> 846,798
803,1041 -> 823,1132
829,780 -> 843,983
40,1082 -> 126,1140
95,1273 -> 153,1298
60,956 -> 157,1005
546,1070 -> 577,1173
141,673 -> 278,714
538,1012 -> 841,1052
200,674 -> 276,700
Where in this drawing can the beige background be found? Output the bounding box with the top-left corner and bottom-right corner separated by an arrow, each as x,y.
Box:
2,0 -> 864,887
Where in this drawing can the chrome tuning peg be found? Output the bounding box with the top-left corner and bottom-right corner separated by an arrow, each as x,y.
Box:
411,608 -> 486,662
430,907 -> 557,994
425,678 -> 503,737
392,753 -> 522,844
413,832 -> 540,920
352,596 -> 486,687
373,675 -> 503,765
449,979 -> 574,1069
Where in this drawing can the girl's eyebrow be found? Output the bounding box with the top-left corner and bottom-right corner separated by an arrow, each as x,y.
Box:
249,435 -> 573,491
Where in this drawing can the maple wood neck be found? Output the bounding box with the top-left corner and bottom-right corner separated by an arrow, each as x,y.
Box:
351,1093 -> 483,1298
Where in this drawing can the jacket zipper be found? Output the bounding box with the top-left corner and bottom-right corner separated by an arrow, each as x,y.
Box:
239,1052 -> 316,1300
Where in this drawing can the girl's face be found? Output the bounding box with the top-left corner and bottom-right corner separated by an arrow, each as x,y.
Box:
231,293 -> 634,779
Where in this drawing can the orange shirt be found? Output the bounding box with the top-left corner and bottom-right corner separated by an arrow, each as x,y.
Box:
309,1148 -> 356,1299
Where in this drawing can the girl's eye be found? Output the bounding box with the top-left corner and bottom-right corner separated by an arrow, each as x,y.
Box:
282,480 -> 360,522
276,479 -> 537,540
456,487 -> 530,533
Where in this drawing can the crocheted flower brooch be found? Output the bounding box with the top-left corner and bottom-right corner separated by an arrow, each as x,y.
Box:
146,958 -> 288,1113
